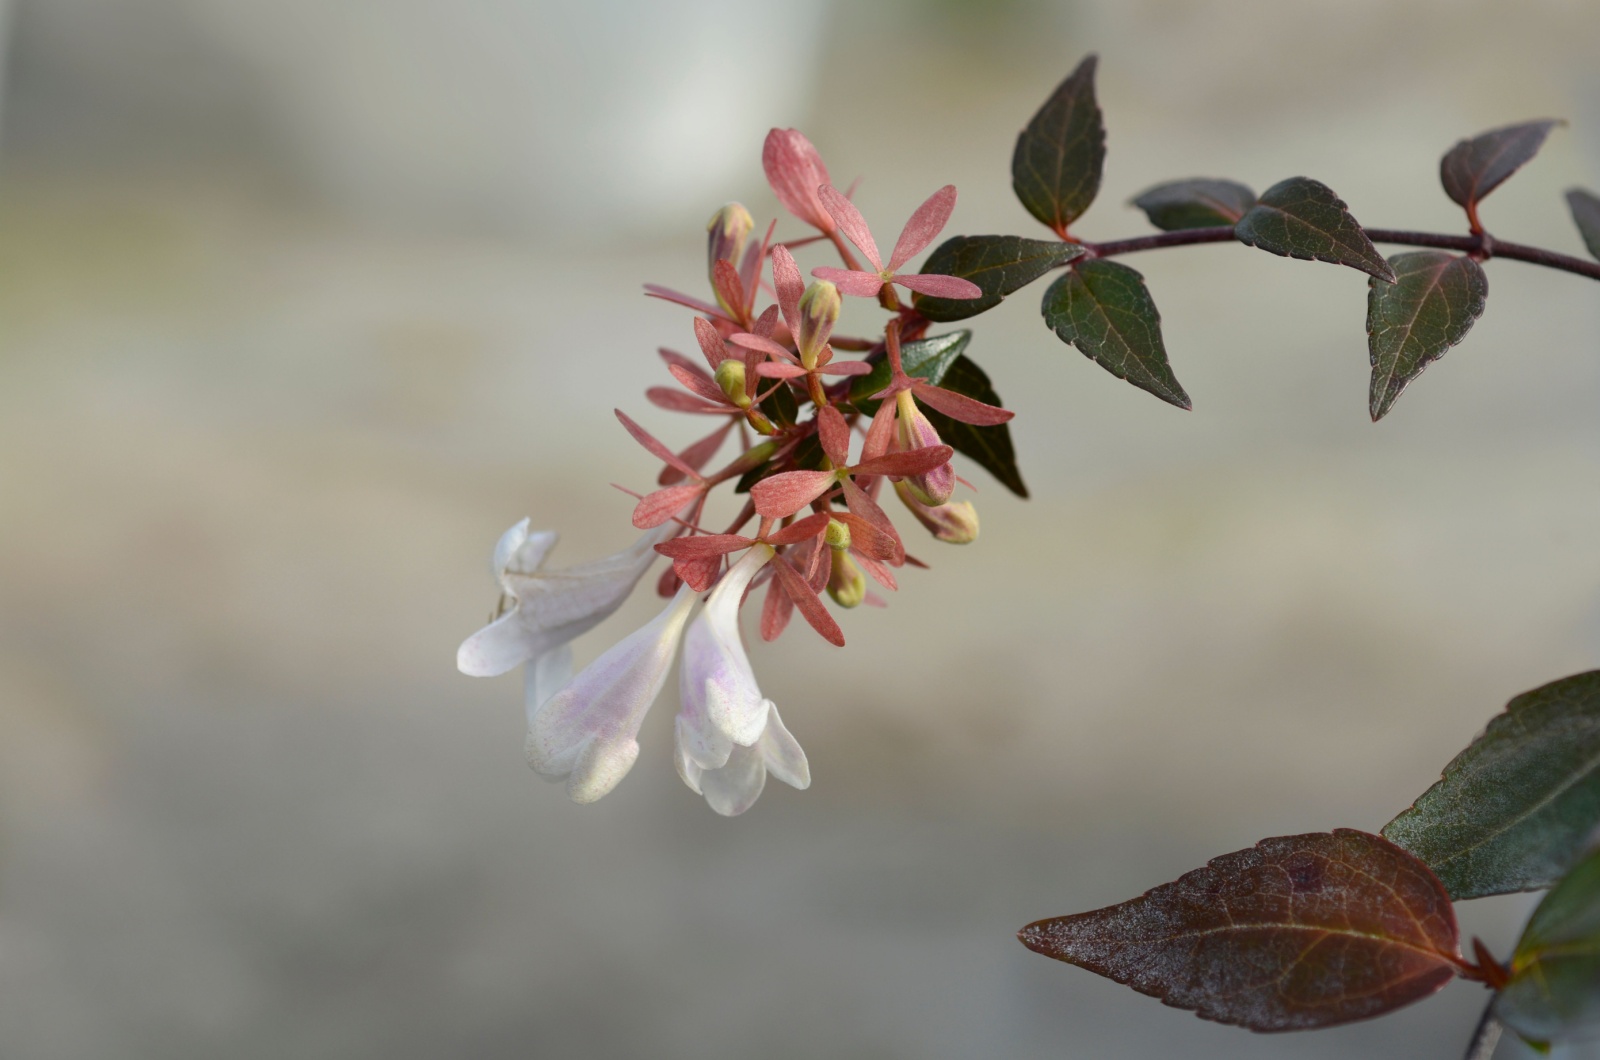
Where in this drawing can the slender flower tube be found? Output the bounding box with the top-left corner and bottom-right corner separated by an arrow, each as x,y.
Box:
526,584 -> 698,803
456,520 -> 673,678
675,545 -> 811,815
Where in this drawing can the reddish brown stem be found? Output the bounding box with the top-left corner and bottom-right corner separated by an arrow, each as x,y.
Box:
1081,226 -> 1600,281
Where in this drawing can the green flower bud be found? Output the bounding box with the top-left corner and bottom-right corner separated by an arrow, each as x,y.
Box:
796,280 -> 841,368
826,548 -> 867,608
714,358 -> 751,409
823,517 -> 852,551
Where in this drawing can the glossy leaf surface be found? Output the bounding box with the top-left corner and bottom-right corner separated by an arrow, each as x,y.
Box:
1567,188 -> 1600,262
1041,259 -> 1190,409
1234,177 -> 1395,282
1019,830 -> 1461,1031
1384,671 -> 1600,900
913,236 -> 1082,321
1132,179 -> 1256,230
1496,847 -> 1600,1044
1440,121 -> 1563,210
1012,55 -> 1105,235
1367,251 -> 1488,420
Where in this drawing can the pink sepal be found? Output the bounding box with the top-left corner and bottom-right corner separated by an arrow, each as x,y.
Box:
669,362 -> 731,406
694,317 -> 729,371
893,273 -> 983,299
811,267 -> 886,298
818,360 -> 872,376
855,551 -> 898,591
633,483 -> 706,529
770,556 -> 845,647
910,382 -> 1013,424
839,478 -> 904,563
888,185 -> 957,273
656,534 -> 751,559
770,245 -> 804,334
853,445 -> 955,478
729,331 -> 795,361
750,469 -> 836,519
755,362 -> 807,379
766,511 -> 831,545
760,575 -> 793,641
647,388 -> 726,415
615,409 -> 701,479
645,284 -> 731,321
818,185 -> 881,269
816,406 -> 852,466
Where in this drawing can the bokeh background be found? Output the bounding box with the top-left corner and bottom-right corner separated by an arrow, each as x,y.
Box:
2,1 -> 1599,1057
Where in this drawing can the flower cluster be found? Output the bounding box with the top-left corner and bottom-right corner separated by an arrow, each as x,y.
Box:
458,129 -> 1007,815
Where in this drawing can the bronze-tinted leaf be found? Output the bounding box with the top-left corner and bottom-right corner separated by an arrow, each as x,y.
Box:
1367,251 -> 1488,420
1018,830 -> 1463,1032
1234,177 -> 1395,283
1566,188 -> 1600,262
1131,178 -> 1256,230
1041,259 -> 1190,409
1012,55 -> 1105,235
913,235 -> 1082,321
1440,120 -> 1564,211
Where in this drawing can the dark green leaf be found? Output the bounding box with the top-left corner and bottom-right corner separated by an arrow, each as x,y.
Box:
1012,55 -> 1105,236
761,375 -> 799,428
913,236 -> 1082,321
1019,830 -> 1462,1031
921,356 -> 1027,498
1041,259 -> 1190,409
1234,177 -> 1395,282
1131,179 -> 1256,230
734,428 -> 822,494
848,330 -> 972,409
1383,670 -> 1600,900
1566,188 -> 1600,262
1496,847 -> 1600,1045
1367,251 -> 1488,421
1440,121 -> 1564,211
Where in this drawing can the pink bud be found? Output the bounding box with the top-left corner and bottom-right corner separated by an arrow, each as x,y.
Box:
707,203 -> 754,285
893,392 -> 955,506
893,481 -> 980,544
796,281 -> 840,369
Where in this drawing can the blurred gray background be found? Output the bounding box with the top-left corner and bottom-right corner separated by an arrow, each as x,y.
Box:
2,1 -> 1599,1057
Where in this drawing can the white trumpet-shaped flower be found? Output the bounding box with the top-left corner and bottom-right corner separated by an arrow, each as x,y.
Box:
675,545 -> 811,815
457,519 -> 673,691
525,584 -> 697,803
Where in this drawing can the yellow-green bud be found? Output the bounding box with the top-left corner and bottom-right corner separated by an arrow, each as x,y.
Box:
706,203 -> 754,280
826,548 -> 867,608
714,358 -> 751,408
894,480 -> 979,544
796,280 -> 841,368
728,438 -> 780,475
823,517 -> 852,551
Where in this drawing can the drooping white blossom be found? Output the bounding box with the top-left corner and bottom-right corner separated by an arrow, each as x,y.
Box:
457,519 -> 673,678
525,584 -> 697,804
674,545 -> 811,815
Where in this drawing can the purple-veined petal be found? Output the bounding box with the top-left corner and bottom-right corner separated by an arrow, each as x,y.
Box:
525,585 -> 697,803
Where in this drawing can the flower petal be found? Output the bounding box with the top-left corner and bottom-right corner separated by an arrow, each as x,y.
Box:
818,185 -> 881,270
816,405 -> 852,467
458,611 -> 537,677
759,705 -> 810,790
525,585 -> 696,798
493,520 -> 559,581
523,643 -> 573,729
632,482 -> 705,529
697,742 -> 768,816
887,185 -> 957,273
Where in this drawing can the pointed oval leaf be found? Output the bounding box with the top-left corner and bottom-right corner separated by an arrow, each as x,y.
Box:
1367,251 -> 1489,420
1041,259 -> 1190,409
1383,671 -> 1600,900
1234,177 -> 1395,282
848,330 -> 972,407
912,235 -> 1083,321
1018,830 -> 1462,1032
1012,55 -> 1105,235
1566,188 -> 1600,262
1132,178 -> 1257,231
1440,120 -> 1564,210
1496,847 -> 1600,1045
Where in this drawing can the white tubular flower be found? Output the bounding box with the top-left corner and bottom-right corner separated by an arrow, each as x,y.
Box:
675,545 -> 811,815
457,519 -> 673,678
525,584 -> 697,803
